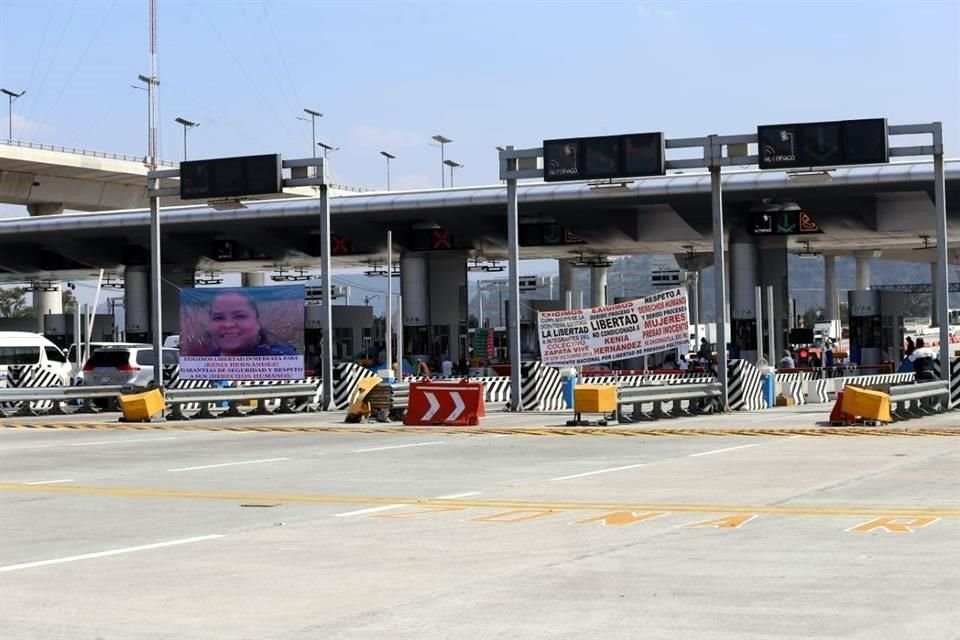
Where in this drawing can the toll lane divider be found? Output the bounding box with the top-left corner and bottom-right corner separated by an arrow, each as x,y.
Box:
616,382 -> 722,421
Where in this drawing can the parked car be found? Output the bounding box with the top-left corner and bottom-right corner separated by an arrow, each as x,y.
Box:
0,331 -> 71,387
66,342 -> 149,381
81,346 -> 179,389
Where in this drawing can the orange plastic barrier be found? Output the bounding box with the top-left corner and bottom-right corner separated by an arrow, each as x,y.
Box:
404,379 -> 485,426
829,391 -> 855,425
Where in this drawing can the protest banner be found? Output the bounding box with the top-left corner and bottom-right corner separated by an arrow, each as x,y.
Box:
179,285 -> 305,380
537,287 -> 689,367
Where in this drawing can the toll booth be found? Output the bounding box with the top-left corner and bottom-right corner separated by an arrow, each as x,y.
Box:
847,291 -> 908,367
732,317 -> 758,362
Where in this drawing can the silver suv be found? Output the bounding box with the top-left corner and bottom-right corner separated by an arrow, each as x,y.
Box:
81,346 -> 179,388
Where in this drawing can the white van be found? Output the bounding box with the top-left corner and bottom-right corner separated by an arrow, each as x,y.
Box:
0,332 -> 71,387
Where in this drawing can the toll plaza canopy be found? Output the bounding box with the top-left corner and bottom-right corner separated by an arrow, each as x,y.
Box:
0,159 -> 957,282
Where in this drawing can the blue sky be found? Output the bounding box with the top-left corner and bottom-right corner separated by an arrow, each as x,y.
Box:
1,0 -> 957,192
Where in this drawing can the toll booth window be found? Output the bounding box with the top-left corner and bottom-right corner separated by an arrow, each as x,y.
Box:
334,328 -> 353,361
849,316 -> 881,348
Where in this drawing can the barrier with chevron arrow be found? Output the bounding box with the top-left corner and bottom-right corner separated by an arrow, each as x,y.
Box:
404,380 -> 485,426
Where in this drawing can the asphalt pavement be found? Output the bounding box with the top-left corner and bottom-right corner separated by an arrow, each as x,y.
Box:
1,421 -> 958,639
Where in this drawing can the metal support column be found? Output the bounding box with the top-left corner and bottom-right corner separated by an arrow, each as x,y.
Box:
318,159 -> 334,409
824,255 -> 838,322
386,230 -> 393,379
149,186 -> 162,390
933,123 -> 951,380
506,147 -> 522,411
754,285 -> 764,363
397,294 -> 404,379
766,286 -> 775,367
689,271 -> 700,342
709,135 -> 728,410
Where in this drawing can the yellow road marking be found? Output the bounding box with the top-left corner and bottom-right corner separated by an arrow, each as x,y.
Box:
847,516 -> 942,533
685,514 -> 758,529
574,511 -> 668,527
470,509 -> 559,523
1,482 -> 958,518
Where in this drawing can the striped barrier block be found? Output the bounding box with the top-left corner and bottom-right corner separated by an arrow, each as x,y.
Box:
516,361 -> 565,411
805,379 -> 831,404
775,372 -> 811,405
728,360 -> 764,411
332,362 -> 378,410
829,373 -> 915,395
1,365 -> 63,414
932,358 -> 960,409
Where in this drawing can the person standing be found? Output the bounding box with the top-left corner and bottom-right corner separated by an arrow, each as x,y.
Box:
909,337 -> 937,381
697,337 -> 711,362
441,355 -> 454,378
779,349 -> 795,370
416,358 -> 431,378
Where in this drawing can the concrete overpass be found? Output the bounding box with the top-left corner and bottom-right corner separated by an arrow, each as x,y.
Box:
0,158 -> 955,274
0,139 -> 365,214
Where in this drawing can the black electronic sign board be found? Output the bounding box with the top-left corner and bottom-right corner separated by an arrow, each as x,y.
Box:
180,153 -> 283,200
543,132 -> 664,182
757,118 -> 888,170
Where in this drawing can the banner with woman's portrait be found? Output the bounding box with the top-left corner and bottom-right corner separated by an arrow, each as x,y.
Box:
179,285 -> 305,380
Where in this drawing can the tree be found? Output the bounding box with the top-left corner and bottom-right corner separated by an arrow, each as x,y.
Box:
0,287 -> 32,318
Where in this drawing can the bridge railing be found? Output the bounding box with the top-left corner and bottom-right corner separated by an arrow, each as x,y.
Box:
1,138 -> 178,167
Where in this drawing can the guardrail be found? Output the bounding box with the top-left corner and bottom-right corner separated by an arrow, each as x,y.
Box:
166,383 -> 319,420
616,383 -> 722,422
888,381 -> 949,421
366,382 -> 409,421
1,138 -> 178,167
0,385 -> 123,416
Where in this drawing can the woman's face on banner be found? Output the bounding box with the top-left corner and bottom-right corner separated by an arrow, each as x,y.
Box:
209,293 -> 261,355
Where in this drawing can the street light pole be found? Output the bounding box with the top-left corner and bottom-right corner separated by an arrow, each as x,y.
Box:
317,141 -> 338,159
174,116 -> 198,161
1,88 -> 25,141
380,151 -> 395,190
443,159 -> 462,187
432,134 -> 452,187
136,74 -> 160,166
299,108 -> 322,159
142,0 -> 163,391
318,156 -> 334,409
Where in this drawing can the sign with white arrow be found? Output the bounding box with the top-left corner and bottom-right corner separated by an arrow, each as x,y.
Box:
405,382 -> 484,426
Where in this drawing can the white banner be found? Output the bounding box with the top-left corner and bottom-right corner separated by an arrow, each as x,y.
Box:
179,355 -> 304,381
537,287 -> 689,367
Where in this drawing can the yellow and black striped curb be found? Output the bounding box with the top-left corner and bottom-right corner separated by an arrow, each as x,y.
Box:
3,422 -> 960,436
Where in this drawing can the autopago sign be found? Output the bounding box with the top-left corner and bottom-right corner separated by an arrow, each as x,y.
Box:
537,288 -> 689,366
